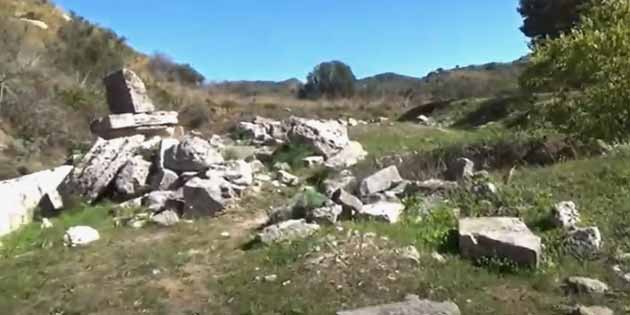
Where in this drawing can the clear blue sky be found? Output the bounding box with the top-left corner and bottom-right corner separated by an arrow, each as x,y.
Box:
54,0 -> 529,82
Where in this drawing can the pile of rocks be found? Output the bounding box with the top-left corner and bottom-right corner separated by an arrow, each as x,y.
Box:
55,69 -> 265,226
237,115 -> 368,169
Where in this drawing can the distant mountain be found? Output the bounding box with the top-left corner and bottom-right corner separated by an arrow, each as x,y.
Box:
358,59 -> 527,100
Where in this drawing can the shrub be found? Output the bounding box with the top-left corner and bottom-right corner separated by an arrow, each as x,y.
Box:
50,12 -> 131,82
299,61 -> 356,99
521,0 -> 630,142
271,143 -> 315,169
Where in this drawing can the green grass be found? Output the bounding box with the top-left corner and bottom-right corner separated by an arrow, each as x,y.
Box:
2,124 -> 630,314
350,122 -> 509,157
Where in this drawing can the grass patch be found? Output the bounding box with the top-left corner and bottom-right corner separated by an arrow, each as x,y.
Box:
0,203 -> 114,258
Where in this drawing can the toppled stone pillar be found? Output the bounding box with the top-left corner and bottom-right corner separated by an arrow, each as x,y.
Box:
104,68 -> 155,114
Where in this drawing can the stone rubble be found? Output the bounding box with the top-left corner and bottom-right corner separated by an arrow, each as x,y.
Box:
63,226 -> 100,247
337,295 -> 461,315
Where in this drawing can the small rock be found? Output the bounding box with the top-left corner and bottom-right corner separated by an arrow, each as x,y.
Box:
40,218 -> 53,229
572,305 -> 614,315
552,201 -> 581,229
150,210 -> 180,227
446,158 -> 474,181
182,178 -> 226,218
333,188 -> 363,218
356,201 -> 404,224
277,170 -> 299,187
337,294 -> 461,315
431,252 -> 447,264
323,170 -> 356,197
258,219 -> 320,245
566,277 -> 609,295
566,227 -> 602,257
303,156 -> 325,168
63,226 -> 100,247
307,204 -> 343,225
220,231 -> 231,239
359,166 -> 403,197
264,274 -> 278,282
472,182 -> 498,198
399,246 -> 421,264
272,162 -> 292,172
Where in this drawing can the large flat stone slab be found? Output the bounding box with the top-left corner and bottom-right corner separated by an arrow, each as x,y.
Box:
337,295 -> 461,315
59,135 -> 146,203
91,111 -> 178,131
0,166 -> 73,236
459,217 -> 542,268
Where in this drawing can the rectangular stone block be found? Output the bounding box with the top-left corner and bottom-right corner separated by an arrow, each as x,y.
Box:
104,68 -> 155,114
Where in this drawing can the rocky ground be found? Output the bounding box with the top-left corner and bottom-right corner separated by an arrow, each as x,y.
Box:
1,70 -> 630,315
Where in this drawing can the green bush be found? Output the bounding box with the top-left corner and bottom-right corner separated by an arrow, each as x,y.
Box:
521,0 -> 630,142
271,143 -> 315,170
299,60 -> 356,99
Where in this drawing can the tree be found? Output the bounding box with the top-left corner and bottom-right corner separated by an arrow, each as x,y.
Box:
521,0 -> 630,142
518,0 -> 591,41
299,61 -> 356,99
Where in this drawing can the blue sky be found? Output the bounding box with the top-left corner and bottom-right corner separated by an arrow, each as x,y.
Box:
55,0 -> 529,82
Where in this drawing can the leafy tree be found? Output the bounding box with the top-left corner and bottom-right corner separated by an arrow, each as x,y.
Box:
521,0 -> 630,141
518,0 -> 591,40
299,61 -> 356,99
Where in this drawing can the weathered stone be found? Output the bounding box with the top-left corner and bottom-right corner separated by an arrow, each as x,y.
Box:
104,68 -> 155,114
90,111 -> 178,136
149,168 -> 179,191
59,135 -> 145,203
224,145 -> 257,161
118,196 -> 143,209
277,170 -> 299,187
0,167 -> 70,236
182,178 -> 225,217
325,141 -> 368,169
222,160 -> 254,186
323,170 -> 357,197
359,166 -> 403,197
272,162 -> 292,172
157,138 -> 179,168
552,201 -> 581,229
446,157 -> 474,181
150,210 -> 180,227
249,159 -> 265,173
164,135 -> 224,172
472,182 -> 498,198
115,155 -> 152,197
398,246 -> 421,264
459,217 -> 542,268
417,115 -> 433,126
258,219 -> 320,245
566,277 -> 609,295
306,204 -> 343,225
286,117 -> 350,158
333,189 -> 363,217
237,116 -> 286,145
303,156 -> 325,168
63,226 -> 100,247
39,189 -> 65,214
357,201 -> 404,223
566,227 -> 602,257
337,295 -> 461,315
143,190 -> 184,213
572,305 -> 614,315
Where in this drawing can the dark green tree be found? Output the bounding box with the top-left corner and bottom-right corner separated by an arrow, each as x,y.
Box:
518,0 -> 592,41
299,61 -> 356,99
